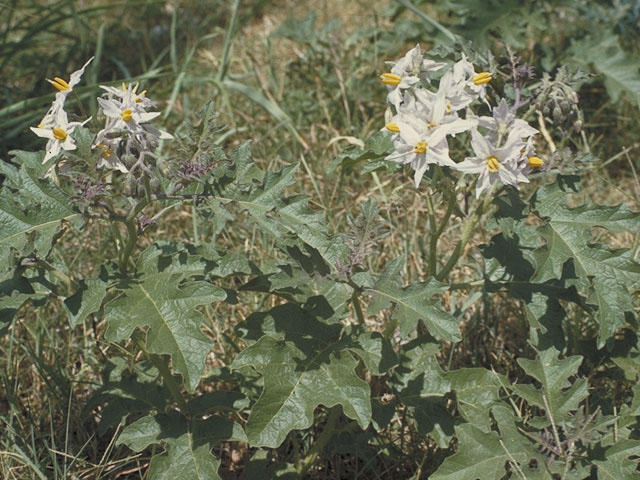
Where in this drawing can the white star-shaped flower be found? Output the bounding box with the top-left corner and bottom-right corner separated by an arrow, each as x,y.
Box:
380,44 -> 446,109
30,109 -> 90,163
455,128 -> 529,198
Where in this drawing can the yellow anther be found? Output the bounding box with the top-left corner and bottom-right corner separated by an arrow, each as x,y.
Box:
52,127 -> 67,141
487,155 -> 500,172
50,77 -> 70,91
136,90 -> 147,102
446,103 -> 452,112
121,82 -> 127,91
473,72 -> 492,85
380,73 -> 402,86
385,123 -> 400,133
528,156 -> 544,168
413,141 -> 427,154
427,122 -> 436,129
121,109 -> 133,122
96,142 -> 112,158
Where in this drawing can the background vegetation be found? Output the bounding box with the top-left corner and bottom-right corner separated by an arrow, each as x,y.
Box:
1,0 -> 639,478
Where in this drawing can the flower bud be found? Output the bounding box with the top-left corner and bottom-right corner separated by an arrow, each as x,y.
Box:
150,178 -> 162,193
122,153 -> 136,168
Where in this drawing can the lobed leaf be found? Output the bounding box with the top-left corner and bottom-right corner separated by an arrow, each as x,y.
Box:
432,404 -> 549,479
569,32 -> 640,107
531,176 -> 640,345
104,243 -> 227,392
118,412 -> 246,480
391,339 -> 453,446
0,154 -> 83,272
209,147 -> 347,268
446,367 -> 510,432
514,347 -> 588,428
232,303 -> 380,447
366,257 -> 459,340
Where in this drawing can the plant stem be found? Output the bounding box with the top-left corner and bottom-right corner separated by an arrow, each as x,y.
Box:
435,193 -> 492,281
37,258 -> 78,293
298,407 -> 340,476
119,217 -> 139,271
192,204 -> 200,246
425,193 -> 438,275
119,196 -> 152,271
427,190 -> 457,276
350,287 -> 366,325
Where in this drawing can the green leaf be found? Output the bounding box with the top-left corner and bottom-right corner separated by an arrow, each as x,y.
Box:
0,153 -> 83,271
212,155 -> 347,268
594,440 -> 640,479
569,32 -> 640,107
0,270 -> 46,332
63,264 -> 114,328
446,367 -> 510,432
347,328 -> 396,376
514,347 -> 588,428
430,422 -> 527,480
242,246 -> 348,310
104,243 -> 227,392
432,401 -> 552,479
531,176 -> 640,345
83,358 -> 170,435
437,0 -> 545,50
186,391 -> 250,417
391,339 -> 454,446
233,303 -> 372,447
490,405 -> 551,480
327,131 -> 394,173
366,257 -> 460,340
118,412 -> 246,480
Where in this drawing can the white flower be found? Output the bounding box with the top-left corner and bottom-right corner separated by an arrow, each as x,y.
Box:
385,123 -> 452,187
450,54 -> 492,105
476,99 -> 538,144
94,137 -> 129,172
455,128 -> 529,198
47,57 -> 94,101
30,109 -> 90,163
37,57 -> 94,130
98,96 -> 161,132
100,82 -> 154,109
37,99 -> 65,129
95,84 -> 171,156
517,137 -> 545,172
384,85 -> 477,186
380,45 -> 445,109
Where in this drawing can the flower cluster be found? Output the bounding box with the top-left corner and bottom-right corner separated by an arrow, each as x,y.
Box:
95,83 -> 172,173
380,45 -> 544,197
30,58 -> 170,177
31,57 -> 94,163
